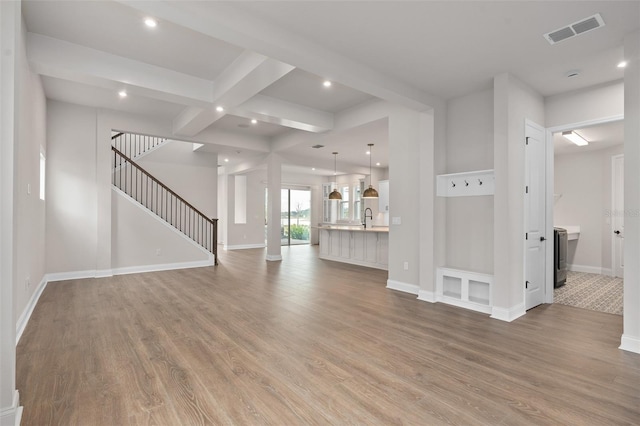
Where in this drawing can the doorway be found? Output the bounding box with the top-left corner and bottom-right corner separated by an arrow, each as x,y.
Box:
547,117 -> 624,314
280,188 -> 311,246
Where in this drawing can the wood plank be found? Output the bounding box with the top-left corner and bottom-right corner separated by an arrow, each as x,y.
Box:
16,245 -> 640,425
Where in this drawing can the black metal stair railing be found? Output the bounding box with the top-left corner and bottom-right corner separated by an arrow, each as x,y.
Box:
111,132 -> 168,161
111,145 -> 218,265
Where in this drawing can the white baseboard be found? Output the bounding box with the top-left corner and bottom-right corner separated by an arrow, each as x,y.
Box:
266,254 -> 282,262
386,279 -> 419,295
620,334 -> 640,354
46,257 -> 213,283
567,264 -> 613,276
438,295 -> 492,315
417,289 -> 436,303
46,269 -> 101,282
224,243 -> 265,250
491,303 -> 525,322
111,258 -> 214,276
16,276 -> 48,344
0,390 -> 21,426
95,269 -> 114,278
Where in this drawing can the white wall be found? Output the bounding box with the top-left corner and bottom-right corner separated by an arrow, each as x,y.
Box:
46,101 -> 223,276
622,29 -> 640,354
493,73 -> 545,320
111,190 -> 209,269
387,106 -> 433,291
15,14 -> 47,328
545,81 -> 624,128
225,170 -> 267,249
554,144 -> 623,273
46,101 -> 99,274
137,140 -> 218,219
445,89 -> 494,274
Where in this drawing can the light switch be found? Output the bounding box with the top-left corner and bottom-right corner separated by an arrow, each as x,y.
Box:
392,216 -> 401,225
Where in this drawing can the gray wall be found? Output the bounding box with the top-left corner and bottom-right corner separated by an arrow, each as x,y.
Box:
15,16 -> 47,325
445,89 -> 494,274
46,101 -> 221,275
554,144 -> 623,273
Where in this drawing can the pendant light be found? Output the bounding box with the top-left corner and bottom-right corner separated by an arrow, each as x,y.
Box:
362,143 -> 379,198
329,152 -> 342,200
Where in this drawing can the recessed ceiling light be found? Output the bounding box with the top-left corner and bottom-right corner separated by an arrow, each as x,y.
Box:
323,80 -> 332,88
376,162 -> 381,166
144,18 -> 157,28
618,60 -> 628,68
216,106 -> 224,112
312,168 -> 316,171
251,119 -> 258,124
118,90 -> 127,98
366,151 -> 371,155
224,158 -> 229,162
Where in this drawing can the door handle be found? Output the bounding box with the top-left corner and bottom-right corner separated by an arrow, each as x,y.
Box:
540,236 -> 546,242
614,230 -> 621,235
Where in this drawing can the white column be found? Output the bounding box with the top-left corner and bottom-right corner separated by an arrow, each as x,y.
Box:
387,106 -> 434,294
95,113 -> 112,277
266,153 -> 282,261
0,1 -> 23,423
621,29 -> 640,354
418,104 -> 445,302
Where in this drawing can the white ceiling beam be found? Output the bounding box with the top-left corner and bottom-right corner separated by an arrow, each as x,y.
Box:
27,32 -> 212,107
271,99 -> 391,152
115,0 -> 442,112
232,94 -> 333,133
173,51 -> 295,137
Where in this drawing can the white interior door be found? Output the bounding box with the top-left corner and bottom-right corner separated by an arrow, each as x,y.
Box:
525,121 -> 546,310
612,154 -> 624,278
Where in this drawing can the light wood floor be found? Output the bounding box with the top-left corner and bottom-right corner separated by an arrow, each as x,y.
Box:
17,246 -> 640,425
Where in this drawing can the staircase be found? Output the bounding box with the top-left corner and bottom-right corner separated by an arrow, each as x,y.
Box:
111,133 -> 218,264
111,132 -> 169,162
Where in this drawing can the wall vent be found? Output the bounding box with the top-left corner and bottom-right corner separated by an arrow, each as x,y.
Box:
544,13 -> 605,45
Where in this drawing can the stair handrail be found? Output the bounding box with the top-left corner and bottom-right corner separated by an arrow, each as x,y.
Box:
111,145 -> 218,264
112,145 -> 214,222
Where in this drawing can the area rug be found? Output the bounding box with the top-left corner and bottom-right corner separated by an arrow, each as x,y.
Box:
554,271 -> 623,315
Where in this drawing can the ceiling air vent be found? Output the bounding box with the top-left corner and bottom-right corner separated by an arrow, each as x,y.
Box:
311,144 -> 325,149
544,13 -> 605,45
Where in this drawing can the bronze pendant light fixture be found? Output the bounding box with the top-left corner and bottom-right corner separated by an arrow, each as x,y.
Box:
329,152 -> 342,200
362,143 -> 379,198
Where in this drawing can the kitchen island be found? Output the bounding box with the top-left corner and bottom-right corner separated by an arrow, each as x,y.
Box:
317,225 -> 389,270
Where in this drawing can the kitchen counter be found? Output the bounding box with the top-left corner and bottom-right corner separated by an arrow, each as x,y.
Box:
316,225 -> 389,233
318,226 -> 388,270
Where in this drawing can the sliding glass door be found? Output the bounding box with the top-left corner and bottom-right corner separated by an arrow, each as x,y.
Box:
281,188 -> 311,246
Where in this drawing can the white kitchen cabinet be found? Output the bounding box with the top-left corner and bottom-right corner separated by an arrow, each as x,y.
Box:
365,232 -> 378,263
330,230 -> 341,257
377,233 -> 389,266
352,232 -> 365,261
318,227 -> 389,270
319,229 -> 330,256
339,231 -> 351,259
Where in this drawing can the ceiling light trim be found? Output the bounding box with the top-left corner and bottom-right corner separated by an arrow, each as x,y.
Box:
562,130 -> 589,146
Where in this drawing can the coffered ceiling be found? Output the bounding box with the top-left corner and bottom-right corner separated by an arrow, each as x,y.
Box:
21,1 -> 640,173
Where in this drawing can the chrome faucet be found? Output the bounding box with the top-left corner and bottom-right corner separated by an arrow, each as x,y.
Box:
363,207 -> 373,229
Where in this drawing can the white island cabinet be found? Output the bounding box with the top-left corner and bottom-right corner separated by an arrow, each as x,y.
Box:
318,226 -> 389,270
